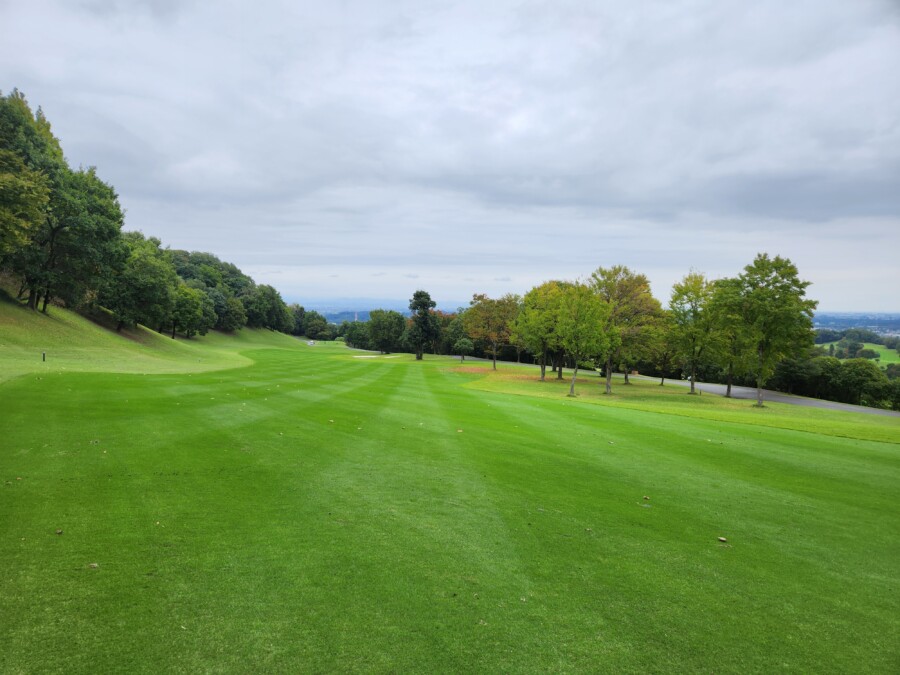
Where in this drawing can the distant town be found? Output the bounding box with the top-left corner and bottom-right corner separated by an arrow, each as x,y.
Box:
814,313 -> 900,335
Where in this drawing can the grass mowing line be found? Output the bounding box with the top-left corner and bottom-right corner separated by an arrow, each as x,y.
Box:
456,363 -> 900,444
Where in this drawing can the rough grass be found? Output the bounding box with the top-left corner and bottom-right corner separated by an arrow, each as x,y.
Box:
1,311 -> 899,672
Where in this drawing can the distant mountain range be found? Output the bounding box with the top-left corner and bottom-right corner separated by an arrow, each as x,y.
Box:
289,297 -> 468,324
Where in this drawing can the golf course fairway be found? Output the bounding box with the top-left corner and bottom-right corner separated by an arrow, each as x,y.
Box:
1,317 -> 898,672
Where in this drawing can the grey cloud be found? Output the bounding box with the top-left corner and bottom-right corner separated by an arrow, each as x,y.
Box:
2,0 -> 898,309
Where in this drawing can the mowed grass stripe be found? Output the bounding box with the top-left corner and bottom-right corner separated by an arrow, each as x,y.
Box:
295,359 -> 548,670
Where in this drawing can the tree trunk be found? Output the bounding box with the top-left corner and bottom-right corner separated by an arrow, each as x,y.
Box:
689,364 -> 696,394
416,347 -> 423,360
659,376 -> 665,386
27,288 -> 38,310
624,370 -> 630,385
556,354 -> 563,380
116,320 -> 124,332
604,357 -> 613,394
41,291 -> 50,313
461,354 -> 465,362
755,347 -> 764,407
539,353 -> 546,381
172,323 -> 177,339
725,361 -> 733,398
568,365 -> 579,396
491,343 -> 497,370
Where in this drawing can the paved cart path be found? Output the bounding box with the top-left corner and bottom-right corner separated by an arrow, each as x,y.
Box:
634,375 -> 900,417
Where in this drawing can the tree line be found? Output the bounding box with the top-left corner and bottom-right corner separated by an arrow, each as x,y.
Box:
0,90 -> 295,337
340,260 -> 899,411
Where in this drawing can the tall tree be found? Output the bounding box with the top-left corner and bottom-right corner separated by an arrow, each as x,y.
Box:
286,304 -> 306,336
217,296 -> 247,332
5,165 -> 126,312
0,90 -> 65,177
99,231 -> 177,331
556,281 -> 611,397
368,309 -> 406,353
669,271 -> 717,394
646,309 -> 678,385
172,284 -> 216,338
301,310 -> 329,339
737,254 -> 817,407
513,281 -> 564,381
408,290 -> 439,360
439,313 -> 467,356
590,265 -> 661,394
707,276 -> 750,398
343,321 -> 373,350
463,292 -> 519,370
0,149 -> 49,255
243,284 -> 292,331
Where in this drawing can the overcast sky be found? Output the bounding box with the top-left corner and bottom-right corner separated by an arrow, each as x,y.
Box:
2,0 -> 899,311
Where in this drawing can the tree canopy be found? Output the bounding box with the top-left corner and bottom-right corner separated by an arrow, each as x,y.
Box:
407,290 -> 439,360
736,254 -> 817,406
463,292 -> 520,370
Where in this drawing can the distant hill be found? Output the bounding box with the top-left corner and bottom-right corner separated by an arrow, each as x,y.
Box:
292,297 -> 468,323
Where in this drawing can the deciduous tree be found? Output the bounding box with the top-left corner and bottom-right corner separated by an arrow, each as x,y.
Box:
556,281 -> 610,396
368,309 -> 406,353
463,292 -> 519,370
670,271 -> 717,394
0,149 -> 48,255
736,254 -> 817,407
100,231 -> 177,331
590,265 -> 661,394
513,281 -> 564,381
453,337 -> 474,361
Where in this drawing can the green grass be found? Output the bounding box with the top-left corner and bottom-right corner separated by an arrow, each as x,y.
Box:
821,341 -> 900,365
866,343 -> 899,364
463,362 -> 899,443
0,295 -> 300,383
2,305 -> 899,672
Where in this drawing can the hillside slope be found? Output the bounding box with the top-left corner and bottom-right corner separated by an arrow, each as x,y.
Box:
0,296 -> 303,384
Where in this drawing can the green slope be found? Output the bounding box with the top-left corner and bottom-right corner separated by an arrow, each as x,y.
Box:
1,335 -> 898,672
0,296 -> 301,383
821,341 -> 900,365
